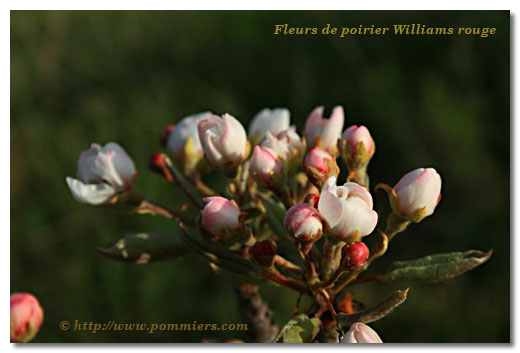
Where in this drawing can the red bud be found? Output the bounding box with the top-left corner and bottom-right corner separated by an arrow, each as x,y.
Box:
342,242 -> 369,271
249,240 -> 277,267
149,153 -> 166,174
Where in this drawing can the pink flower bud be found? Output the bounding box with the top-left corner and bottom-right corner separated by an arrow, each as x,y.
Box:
166,112 -> 212,174
160,124 -> 175,147
198,113 -> 249,172
249,240 -> 277,267
342,322 -> 382,343
304,147 -> 339,188
304,106 -> 344,155
342,242 -> 369,271
340,125 -> 375,167
249,146 -> 284,189
66,142 -> 137,205
201,197 -> 241,236
248,108 -> 290,144
10,293 -> 44,343
261,129 -> 304,175
318,176 -> 378,243
284,204 -> 323,243
392,168 -> 442,222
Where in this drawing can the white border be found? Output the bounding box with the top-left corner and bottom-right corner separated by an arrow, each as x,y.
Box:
4,1 -> 517,353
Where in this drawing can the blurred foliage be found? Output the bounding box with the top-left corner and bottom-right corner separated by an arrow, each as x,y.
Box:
11,10 -> 509,343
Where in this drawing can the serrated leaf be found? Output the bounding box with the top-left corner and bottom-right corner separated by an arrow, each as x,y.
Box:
97,231 -> 190,264
274,314 -> 320,343
337,288 -> 409,326
385,249 -> 493,283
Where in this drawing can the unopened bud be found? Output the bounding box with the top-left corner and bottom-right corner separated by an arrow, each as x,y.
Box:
201,197 -> 241,236
342,322 -> 382,343
284,203 -> 323,245
340,125 -> 375,169
303,147 -> 339,189
198,113 -> 249,175
149,152 -> 166,174
249,240 -> 277,267
10,293 -> 44,343
391,168 -> 442,223
249,146 -> 284,189
341,242 -> 369,271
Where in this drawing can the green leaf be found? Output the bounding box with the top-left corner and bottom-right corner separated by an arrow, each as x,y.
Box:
179,224 -> 262,278
385,249 -> 493,283
261,195 -> 288,238
274,314 -> 320,343
97,231 -> 191,264
337,288 -> 409,326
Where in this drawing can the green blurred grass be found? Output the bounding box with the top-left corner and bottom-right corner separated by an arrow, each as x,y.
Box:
11,10 -> 509,342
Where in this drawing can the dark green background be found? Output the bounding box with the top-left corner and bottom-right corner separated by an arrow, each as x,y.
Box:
11,10 -> 510,343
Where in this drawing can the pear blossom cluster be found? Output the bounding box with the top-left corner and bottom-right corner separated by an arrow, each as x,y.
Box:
64,104 -> 445,343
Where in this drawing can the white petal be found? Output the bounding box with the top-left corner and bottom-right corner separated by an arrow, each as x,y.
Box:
342,330 -> 358,343
203,129 -> 223,166
322,176 -> 337,192
337,198 -> 378,237
220,113 -> 247,162
103,143 -> 136,186
168,112 -> 212,154
77,144 -> 102,183
394,168 -> 425,192
92,149 -> 125,190
343,182 -> 374,208
262,131 -> 289,159
269,108 -> 291,134
248,108 -> 271,138
320,106 -> 344,151
66,177 -> 116,205
304,106 -> 324,146
318,190 -> 344,228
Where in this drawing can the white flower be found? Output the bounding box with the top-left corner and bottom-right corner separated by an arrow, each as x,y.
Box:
248,108 -> 290,144
66,142 -> 136,205
166,111 -> 212,160
262,128 -> 304,159
318,176 -> 378,242
261,128 -> 304,175
197,113 -> 248,170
